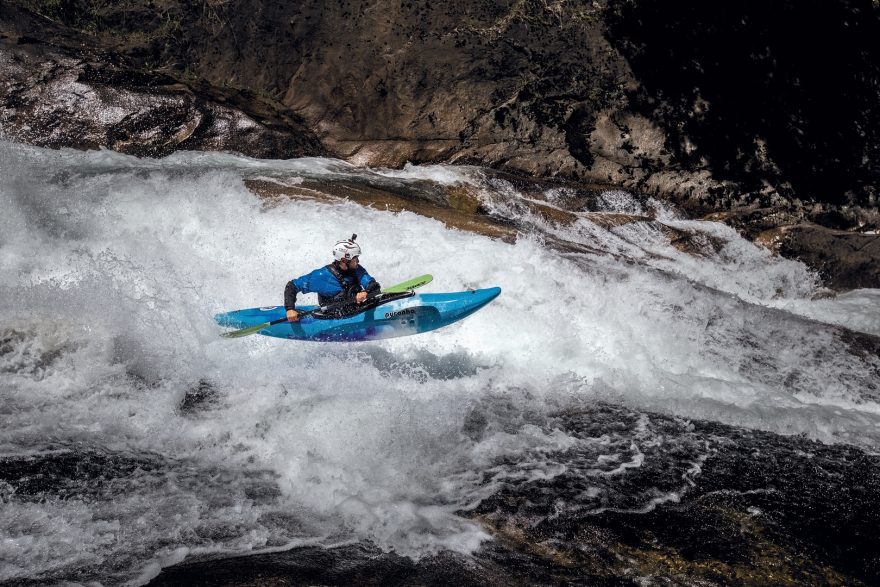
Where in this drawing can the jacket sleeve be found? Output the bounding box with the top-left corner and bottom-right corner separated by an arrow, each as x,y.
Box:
291,268 -> 326,295
358,266 -> 380,294
284,281 -> 298,310
286,268 -> 320,309
289,267 -> 344,306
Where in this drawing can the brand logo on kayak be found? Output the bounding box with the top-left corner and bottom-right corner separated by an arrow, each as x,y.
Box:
385,308 -> 416,319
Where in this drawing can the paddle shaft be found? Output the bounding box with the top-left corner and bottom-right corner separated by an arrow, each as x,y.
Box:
281,275 -> 432,323
258,299 -> 352,329
222,298 -> 376,338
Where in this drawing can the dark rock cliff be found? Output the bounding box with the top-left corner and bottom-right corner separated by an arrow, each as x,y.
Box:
605,1 -> 880,207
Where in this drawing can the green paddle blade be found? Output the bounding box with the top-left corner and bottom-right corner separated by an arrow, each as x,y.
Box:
221,320 -> 277,338
382,274 -> 432,293
220,274 -> 433,338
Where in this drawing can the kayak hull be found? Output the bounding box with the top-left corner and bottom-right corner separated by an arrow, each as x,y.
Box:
215,287 -> 501,342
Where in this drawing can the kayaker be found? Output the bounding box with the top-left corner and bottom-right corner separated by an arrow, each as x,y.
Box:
284,234 -> 381,322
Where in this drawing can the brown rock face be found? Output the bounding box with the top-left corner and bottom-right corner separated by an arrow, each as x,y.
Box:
0,2 -> 660,188
208,0 -> 634,185
0,8 -> 323,158
759,224 -> 880,291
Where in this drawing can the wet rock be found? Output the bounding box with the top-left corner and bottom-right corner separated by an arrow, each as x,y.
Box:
149,544 -> 503,587
179,379 -> 221,416
764,224 -> 880,290
462,408 -> 489,442
244,177 -> 517,242
469,405 -> 880,586
0,27 -> 323,158
147,403 -> 880,586
706,203 -> 880,239
0,447 -> 164,499
702,206 -> 880,289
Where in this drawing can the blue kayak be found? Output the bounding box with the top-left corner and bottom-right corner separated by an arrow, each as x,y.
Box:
215,287 -> 501,341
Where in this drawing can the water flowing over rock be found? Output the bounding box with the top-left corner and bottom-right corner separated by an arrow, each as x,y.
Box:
148,406 -> 880,586
2,1 -> 878,288
1,141 -> 879,586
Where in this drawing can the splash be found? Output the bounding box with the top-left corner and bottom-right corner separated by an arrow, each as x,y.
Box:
1,142 -> 878,583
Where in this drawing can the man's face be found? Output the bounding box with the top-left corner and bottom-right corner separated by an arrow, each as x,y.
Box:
339,256 -> 359,270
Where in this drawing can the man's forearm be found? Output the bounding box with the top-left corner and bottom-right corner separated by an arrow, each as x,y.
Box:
284,282 -> 298,310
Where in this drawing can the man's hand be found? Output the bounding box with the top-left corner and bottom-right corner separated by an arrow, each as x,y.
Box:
355,291 -> 368,304
286,309 -> 300,322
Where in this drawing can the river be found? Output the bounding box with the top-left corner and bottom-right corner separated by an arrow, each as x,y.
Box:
1,142 -> 879,585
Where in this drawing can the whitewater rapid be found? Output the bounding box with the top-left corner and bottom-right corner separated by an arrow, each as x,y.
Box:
1,142 -> 878,584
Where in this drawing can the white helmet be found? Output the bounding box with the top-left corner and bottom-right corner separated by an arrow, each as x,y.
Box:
332,234 -> 362,261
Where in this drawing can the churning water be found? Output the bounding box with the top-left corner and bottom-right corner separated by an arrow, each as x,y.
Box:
1,142 -> 878,584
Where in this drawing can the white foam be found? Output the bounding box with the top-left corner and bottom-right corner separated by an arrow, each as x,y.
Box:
1,141 -> 879,582
772,288 -> 880,336
371,162 -> 482,186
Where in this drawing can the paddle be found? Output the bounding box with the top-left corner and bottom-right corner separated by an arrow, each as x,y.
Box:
220,274 -> 433,338
380,274 -> 432,293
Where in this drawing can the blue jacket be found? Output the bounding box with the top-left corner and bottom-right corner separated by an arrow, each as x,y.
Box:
285,264 -> 379,309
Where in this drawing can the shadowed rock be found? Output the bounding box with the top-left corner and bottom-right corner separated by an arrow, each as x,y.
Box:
765,224 -> 880,290
0,24 -> 323,158
147,404 -> 880,586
